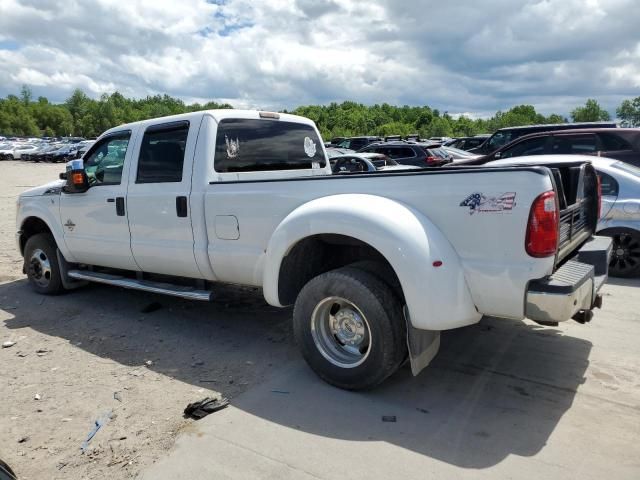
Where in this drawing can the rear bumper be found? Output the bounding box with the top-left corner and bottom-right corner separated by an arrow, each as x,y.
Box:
525,236 -> 612,323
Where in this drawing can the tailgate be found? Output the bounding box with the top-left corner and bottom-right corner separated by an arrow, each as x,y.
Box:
550,162 -> 600,262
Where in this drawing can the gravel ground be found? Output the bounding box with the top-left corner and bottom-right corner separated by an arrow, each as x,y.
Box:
0,161 -> 297,479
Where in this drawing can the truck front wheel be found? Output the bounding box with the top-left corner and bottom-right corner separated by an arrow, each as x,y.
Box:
24,233 -> 64,295
293,267 -> 407,390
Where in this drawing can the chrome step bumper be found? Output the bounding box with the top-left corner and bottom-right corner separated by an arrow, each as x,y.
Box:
525,236 -> 612,324
67,270 -> 213,301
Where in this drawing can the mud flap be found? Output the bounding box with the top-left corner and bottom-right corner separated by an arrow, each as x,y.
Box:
56,249 -> 88,290
404,306 -> 441,376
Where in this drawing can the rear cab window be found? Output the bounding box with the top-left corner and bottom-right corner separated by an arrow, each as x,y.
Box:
137,121 -> 189,183
213,118 -> 325,179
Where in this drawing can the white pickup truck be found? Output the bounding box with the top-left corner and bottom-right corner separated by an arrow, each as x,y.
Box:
16,110 -> 611,389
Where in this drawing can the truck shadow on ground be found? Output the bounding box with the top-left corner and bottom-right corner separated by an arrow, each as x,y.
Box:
1,279 -> 592,469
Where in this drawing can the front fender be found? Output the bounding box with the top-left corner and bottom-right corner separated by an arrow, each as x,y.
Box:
17,195 -> 75,262
263,194 -> 481,331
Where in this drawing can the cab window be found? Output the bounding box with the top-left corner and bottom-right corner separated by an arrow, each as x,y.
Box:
137,121 -> 189,183
83,132 -> 131,186
214,119 -> 325,172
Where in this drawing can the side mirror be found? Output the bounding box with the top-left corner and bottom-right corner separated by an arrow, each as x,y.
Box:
63,159 -> 89,194
59,172 -> 67,180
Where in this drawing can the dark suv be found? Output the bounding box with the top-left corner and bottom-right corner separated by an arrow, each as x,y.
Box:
470,122 -> 618,155
478,128 -> 640,167
358,141 -> 452,167
337,136 -> 381,151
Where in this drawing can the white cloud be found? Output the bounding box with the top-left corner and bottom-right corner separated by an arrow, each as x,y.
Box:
0,0 -> 638,116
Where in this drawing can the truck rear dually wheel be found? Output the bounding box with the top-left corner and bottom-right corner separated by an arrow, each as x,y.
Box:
24,233 -> 64,295
293,267 -> 406,390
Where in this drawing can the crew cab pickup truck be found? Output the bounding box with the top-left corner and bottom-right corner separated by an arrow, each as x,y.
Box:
16,110 -> 611,390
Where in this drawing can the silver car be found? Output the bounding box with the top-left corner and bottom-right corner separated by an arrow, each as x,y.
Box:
592,157 -> 640,277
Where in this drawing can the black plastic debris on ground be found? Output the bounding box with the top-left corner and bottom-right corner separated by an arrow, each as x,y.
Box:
184,397 -> 229,419
140,302 -> 162,314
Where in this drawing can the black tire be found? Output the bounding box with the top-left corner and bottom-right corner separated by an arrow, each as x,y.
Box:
348,260 -> 403,300
601,228 -> 640,278
24,233 -> 65,294
293,267 -> 407,390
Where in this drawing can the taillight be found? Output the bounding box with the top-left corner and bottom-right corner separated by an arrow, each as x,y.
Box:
525,191 -> 559,258
425,156 -> 437,165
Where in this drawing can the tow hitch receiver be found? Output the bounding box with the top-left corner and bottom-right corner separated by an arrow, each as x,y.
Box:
572,294 -> 603,324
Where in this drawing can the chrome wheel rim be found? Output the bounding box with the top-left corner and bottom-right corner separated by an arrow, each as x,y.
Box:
28,248 -> 52,288
310,296 -> 371,368
609,233 -> 640,274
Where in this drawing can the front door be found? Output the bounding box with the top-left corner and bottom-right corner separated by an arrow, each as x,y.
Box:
59,130 -> 139,270
126,119 -> 202,278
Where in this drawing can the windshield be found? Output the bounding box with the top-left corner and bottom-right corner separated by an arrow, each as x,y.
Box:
487,131 -> 514,150
612,161 -> 640,178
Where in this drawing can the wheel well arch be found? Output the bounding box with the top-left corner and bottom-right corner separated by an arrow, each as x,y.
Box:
19,216 -> 53,255
277,234 -> 403,306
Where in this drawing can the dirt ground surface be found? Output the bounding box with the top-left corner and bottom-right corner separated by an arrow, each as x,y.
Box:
0,161 -> 297,479
1,160 -> 639,480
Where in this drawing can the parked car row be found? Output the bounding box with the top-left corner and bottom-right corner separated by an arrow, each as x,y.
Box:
0,137 -> 94,162
326,138 -> 460,171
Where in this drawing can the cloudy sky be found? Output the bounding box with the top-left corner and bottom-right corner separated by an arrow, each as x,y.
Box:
0,0 -> 639,117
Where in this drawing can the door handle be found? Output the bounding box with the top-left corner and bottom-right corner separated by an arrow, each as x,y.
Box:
106,198 -> 115,203
115,197 -> 125,216
176,196 -> 188,217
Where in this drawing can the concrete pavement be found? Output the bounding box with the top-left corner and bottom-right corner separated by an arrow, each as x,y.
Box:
141,278 -> 640,480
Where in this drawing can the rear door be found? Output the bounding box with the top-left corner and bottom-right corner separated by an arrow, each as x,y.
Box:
126,119 -> 202,278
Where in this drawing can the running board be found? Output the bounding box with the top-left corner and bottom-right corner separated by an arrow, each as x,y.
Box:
67,270 -> 213,301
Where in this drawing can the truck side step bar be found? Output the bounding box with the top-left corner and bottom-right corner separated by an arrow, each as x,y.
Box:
67,270 -> 213,301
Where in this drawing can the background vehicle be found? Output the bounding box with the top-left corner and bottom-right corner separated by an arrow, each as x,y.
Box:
325,147 -> 355,159
331,152 -> 420,173
336,136 -> 381,150
444,134 -> 490,151
469,122 -> 618,155
32,143 -> 63,162
16,110 -> 609,390
74,140 -> 95,159
51,144 -> 81,163
358,140 -> 453,166
477,128 -> 640,168
488,155 -> 640,277
1,143 -> 39,160
329,137 -> 346,146
443,145 -> 483,162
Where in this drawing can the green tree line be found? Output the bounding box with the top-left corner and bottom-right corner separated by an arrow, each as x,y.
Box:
1,85 -> 637,139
